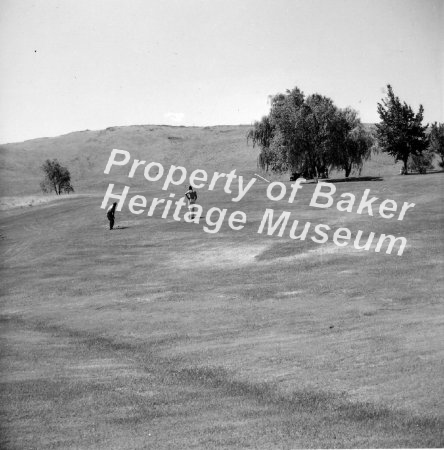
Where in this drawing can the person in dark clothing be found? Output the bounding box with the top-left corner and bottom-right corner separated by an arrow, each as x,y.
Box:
107,202 -> 117,230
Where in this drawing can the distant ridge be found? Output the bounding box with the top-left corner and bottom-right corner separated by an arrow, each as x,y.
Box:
0,123 -> 399,198
0,124 -> 255,197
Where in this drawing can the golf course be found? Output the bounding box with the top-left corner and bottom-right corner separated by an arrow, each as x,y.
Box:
0,125 -> 443,448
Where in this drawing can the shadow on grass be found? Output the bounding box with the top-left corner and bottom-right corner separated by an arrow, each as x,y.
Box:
324,176 -> 383,183
300,176 -> 383,184
404,169 -> 444,176
113,226 -> 129,230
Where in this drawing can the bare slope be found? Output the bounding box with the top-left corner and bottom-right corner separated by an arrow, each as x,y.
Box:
0,124 -> 401,198
0,125 -> 256,197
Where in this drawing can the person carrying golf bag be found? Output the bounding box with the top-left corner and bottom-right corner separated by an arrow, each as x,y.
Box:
185,186 -> 198,220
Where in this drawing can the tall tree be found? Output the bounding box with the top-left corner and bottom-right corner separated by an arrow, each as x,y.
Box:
429,122 -> 444,168
40,159 -> 74,195
248,86 -> 373,178
376,85 -> 428,174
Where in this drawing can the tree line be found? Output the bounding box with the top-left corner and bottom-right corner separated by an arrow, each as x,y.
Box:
38,85 -> 444,196
248,84 -> 444,178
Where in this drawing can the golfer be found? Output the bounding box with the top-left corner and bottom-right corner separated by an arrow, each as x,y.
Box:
107,202 -> 117,230
185,186 -> 198,220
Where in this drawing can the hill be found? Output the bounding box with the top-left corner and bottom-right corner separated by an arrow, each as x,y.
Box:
0,124 -> 403,198
0,125 -> 255,197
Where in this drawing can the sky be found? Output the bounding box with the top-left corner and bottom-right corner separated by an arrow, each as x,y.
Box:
0,0 -> 442,143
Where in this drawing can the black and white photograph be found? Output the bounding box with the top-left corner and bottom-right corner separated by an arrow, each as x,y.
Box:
0,0 -> 443,448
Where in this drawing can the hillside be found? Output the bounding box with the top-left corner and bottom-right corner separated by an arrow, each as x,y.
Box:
1,124 -> 443,447
0,124 -> 403,198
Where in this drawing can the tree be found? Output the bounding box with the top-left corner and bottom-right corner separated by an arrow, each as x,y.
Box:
376,85 -> 429,174
248,86 -> 373,178
298,93 -> 338,178
429,122 -> 444,168
40,159 -> 74,195
329,108 -> 374,178
247,116 -> 277,172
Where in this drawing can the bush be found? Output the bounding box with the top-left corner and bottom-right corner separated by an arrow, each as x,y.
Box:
408,149 -> 434,174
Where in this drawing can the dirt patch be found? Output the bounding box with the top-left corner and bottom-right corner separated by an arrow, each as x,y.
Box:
172,243 -> 270,269
171,241 -> 376,270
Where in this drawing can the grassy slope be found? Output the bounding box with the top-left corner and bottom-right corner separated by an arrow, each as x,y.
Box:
0,125 -> 257,197
0,123 -> 402,198
1,126 -> 443,448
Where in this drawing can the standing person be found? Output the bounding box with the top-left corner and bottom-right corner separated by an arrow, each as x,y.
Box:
107,202 -> 117,230
184,186 -> 198,220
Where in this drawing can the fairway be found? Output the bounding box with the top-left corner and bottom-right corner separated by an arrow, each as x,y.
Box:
1,170 -> 443,448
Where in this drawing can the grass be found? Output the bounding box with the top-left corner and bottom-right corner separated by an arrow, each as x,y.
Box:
0,194 -> 85,211
0,125 -> 443,448
0,123 -> 405,198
